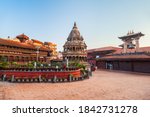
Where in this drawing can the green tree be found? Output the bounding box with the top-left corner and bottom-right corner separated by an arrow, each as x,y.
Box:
0,62 -> 9,68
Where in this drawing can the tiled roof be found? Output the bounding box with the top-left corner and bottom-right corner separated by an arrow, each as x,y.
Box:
87,46 -> 121,53
88,46 -> 150,54
112,47 -> 150,54
89,46 -> 150,61
139,46 -> 150,52
32,39 -> 43,45
98,47 -> 150,61
0,38 -> 49,51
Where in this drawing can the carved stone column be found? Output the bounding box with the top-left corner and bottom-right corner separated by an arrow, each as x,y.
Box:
135,37 -> 139,52
123,41 -> 127,53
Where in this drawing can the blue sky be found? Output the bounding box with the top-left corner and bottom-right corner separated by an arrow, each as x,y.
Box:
0,0 -> 150,51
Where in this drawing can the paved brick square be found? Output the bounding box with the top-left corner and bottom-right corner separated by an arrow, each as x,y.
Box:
0,70 -> 150,100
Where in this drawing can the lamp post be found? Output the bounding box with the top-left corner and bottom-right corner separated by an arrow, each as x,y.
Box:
36,46 -> 40,62
34,46 -> 41,69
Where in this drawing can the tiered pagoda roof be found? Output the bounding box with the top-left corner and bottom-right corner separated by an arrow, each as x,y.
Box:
118,32 -> 144,40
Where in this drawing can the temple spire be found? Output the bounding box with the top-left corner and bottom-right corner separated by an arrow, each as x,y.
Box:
73,22 -> 77,29
63,22 -> 88,65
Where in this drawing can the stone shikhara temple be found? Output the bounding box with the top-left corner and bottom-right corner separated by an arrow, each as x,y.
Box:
63,22 -> 88,65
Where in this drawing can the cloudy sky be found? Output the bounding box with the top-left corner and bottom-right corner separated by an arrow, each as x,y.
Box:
0,0 -> 150,51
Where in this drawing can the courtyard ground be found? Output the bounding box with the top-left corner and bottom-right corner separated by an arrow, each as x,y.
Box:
0,70 -> 150,100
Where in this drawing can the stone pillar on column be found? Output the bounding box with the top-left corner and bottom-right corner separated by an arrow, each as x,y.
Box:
135,38 -> 139,52
123,41 -> 127,53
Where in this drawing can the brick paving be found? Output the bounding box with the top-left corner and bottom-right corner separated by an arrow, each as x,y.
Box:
0,70 -> 150,100
0,87 -> 4,100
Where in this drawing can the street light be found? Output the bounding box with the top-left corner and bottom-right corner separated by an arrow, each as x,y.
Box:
36,46 -> 41,62
34,46 -> 41,69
